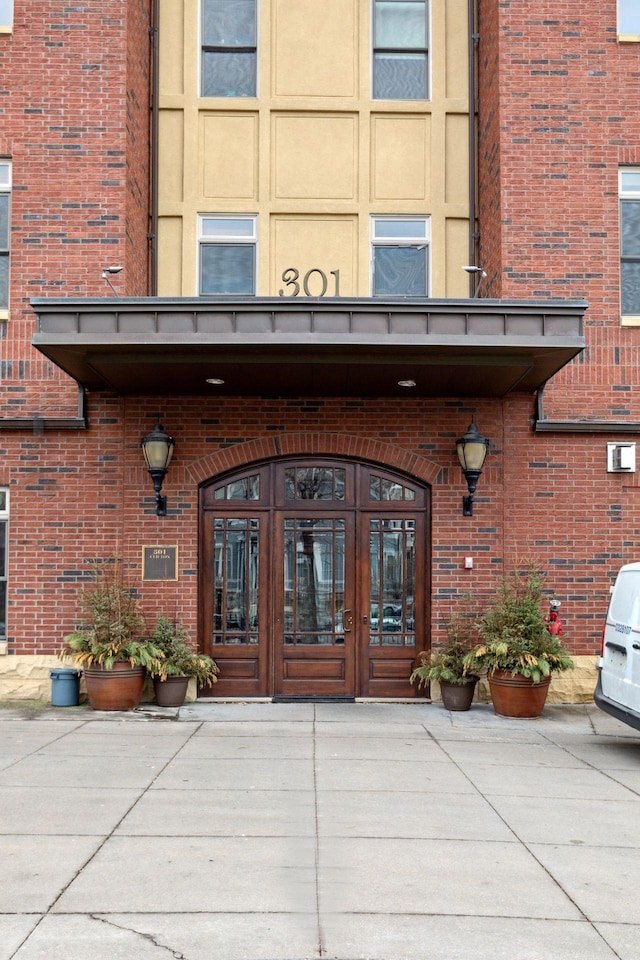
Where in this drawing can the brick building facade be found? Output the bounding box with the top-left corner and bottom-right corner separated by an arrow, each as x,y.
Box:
0,0 -> 638,701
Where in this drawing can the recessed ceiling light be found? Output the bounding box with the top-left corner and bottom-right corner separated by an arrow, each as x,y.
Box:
206,378 -> 225,385
398,379 -> 417,388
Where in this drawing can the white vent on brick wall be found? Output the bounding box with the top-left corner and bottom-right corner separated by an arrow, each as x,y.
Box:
607,442 -> 636,473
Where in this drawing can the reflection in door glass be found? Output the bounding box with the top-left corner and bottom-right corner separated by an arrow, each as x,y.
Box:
369,519 -> 415,646
284,467 -> 346,500
369,475 -> 416,501
212,517 -> 259,645
284,518 -> 345,644
213,474 -> 260,500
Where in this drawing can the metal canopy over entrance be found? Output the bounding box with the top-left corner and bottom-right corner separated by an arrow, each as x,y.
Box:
31,296 -> 586,398
200,458 -> 429,699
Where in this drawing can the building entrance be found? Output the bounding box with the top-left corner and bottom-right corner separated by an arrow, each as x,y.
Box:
200,459 -> 429,699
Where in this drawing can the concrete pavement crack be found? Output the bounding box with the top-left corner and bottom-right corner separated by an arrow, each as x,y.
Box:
426,725 -> 626,960
92,913 -> 187,958
6,720 -> 205,960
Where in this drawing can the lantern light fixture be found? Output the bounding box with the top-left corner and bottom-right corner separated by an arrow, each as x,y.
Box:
141,417 -> 175,516
456,422 -> 490,516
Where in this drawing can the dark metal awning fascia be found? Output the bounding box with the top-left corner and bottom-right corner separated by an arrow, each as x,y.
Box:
30,296 -> 587,398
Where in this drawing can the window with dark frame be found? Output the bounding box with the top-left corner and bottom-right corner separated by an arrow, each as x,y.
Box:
372,0 -> 428,100
620,169 -> 640,317
0,162 -> 10,312
201,0 -> 257,97
371,217 -> 429,296
199,216 -> 257,295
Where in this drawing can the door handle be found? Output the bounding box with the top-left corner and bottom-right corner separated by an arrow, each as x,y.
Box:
343,610 -> 353,632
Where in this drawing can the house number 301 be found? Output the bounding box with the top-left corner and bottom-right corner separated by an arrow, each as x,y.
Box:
279,268 -> 341,297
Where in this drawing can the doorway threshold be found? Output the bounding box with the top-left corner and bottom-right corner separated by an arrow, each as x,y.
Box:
271,695 -> 356,703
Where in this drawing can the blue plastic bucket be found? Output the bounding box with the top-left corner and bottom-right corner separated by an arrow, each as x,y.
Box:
50,668 -> 81,707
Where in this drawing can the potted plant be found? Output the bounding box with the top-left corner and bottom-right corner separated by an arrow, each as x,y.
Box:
59,560 -> 165,711
147,615 -> 219,706
463,563 -> 573,718
410,597 -> 480,710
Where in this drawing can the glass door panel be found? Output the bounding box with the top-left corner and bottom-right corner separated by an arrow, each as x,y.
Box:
201,512 -> 268,697
274,513 -> 355,698
362,514 -> 422,697
284,518 -> 346,646
212,517 -> 260,646
369,519 -> 416,647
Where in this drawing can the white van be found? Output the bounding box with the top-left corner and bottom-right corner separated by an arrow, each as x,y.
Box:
595,562 -> 640,731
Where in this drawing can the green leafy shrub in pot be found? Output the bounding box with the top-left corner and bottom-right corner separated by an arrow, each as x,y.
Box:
148,615 -> 220,687
411,595 -> 480,688
463,563 -> 574,683
59,560 -> 164,672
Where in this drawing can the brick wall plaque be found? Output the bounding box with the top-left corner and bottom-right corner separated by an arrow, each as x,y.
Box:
142,545 -> 178,581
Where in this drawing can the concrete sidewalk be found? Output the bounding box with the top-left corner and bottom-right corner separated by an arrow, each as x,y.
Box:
1,700 -> 640,960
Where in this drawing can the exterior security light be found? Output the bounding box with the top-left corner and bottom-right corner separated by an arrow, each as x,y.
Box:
462,265 -> 487,297
456,423 -> 490,516
101,265 -> 123,295
141,418 -> 175,516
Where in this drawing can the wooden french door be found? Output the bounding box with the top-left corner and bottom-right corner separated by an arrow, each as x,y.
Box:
200,459 -> 429,699
274,511 -> 356,698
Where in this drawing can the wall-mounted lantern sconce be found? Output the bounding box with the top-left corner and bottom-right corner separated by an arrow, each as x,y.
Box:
141,418 -> 175,516
456,423 -> 490,516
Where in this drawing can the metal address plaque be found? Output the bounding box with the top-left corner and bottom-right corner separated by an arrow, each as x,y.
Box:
142,545 -> 178,581
279,268 -> 341,297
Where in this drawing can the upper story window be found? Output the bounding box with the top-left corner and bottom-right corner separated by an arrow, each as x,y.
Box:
199,215 -> 257,295
201,0 -> 257,97
0,489 -> 7,642
372,0 -> 429,100
620,169 -> 640,318
0,161 -> 10,314
618,0 -> 640,37
0,0 -> 12,32
371,217 -> 429,296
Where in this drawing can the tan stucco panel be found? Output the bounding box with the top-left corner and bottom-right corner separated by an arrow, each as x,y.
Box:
445,113 -> 469,205
444,0 -> 470,100
270,216 -> 356,297
273,115 -> 358,200
157,217 -> 184,297
371,115 -> 430,201
159,0 -> 185,97
273,0 -> 357,97
157,0 -> 470,298
445,218 -> 470,296
201,113 -> 259,199
158,111 -> 185,204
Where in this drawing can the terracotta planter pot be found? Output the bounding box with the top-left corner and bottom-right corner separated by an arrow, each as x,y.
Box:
488,669 -> 551,718
83,663 -> 146,711
153,675 -> 189,707
440,677 -> 478,711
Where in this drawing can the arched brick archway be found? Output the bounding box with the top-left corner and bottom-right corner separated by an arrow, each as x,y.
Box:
198,448 -> 432,700
186,432 -> 442,488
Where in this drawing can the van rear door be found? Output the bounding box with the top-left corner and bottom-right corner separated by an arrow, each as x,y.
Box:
601,565 -> 640,711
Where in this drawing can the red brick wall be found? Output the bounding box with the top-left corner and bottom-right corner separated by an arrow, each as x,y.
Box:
2,0 -> 638,675
0,1 -> 151,420
476,0 -> 503,296
1,393 -> 632,659
125,0 -> 153,294
477,0 -> 640,421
